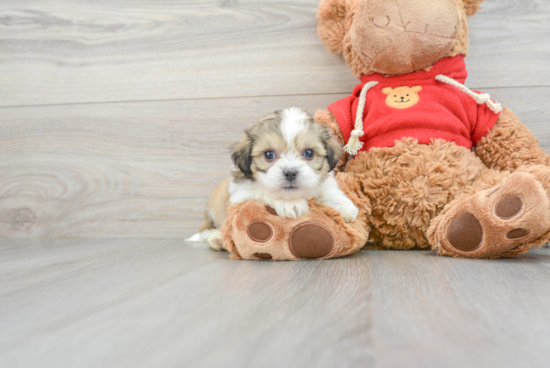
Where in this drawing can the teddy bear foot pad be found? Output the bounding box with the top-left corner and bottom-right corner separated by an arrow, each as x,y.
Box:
435,172 -> 550,258
247,219 -> 335,260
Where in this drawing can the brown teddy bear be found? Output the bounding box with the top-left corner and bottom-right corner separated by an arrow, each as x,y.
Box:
222,0 -> 550,260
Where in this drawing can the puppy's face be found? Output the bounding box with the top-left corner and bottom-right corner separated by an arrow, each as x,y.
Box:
232,108 -> 342,199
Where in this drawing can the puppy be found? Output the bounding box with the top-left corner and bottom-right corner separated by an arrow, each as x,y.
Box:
188,108 -> 359,250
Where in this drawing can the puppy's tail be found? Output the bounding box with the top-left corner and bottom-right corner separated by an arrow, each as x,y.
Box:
185,229 -> 224,251
185,233 -> 202,243
185,215 -> 215,243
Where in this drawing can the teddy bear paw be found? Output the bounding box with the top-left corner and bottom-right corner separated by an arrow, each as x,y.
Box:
244,207 -> 335,260
224,200 -> 367,261
436,172 -> 550,258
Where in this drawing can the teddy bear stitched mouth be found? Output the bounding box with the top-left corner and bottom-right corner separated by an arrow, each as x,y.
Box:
348,0 -> 461,75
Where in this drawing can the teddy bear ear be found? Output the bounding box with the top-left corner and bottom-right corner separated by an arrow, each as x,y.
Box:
317,0 -> 355,55
381,87 -> 393,95
462,0 -> 485,16
412,86 -> 423,92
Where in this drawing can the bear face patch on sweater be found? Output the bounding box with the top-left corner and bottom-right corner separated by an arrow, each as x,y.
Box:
382,86 -> 423,109
328,56 -> 501,154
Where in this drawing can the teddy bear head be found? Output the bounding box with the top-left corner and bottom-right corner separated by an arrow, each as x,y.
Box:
317,0 -> 485,77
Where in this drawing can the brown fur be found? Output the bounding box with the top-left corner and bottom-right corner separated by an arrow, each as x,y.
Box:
462,0 -> 484,16
293,119 -> 343,172
427,171 -> 550,258
220,0 -> 550,260
475,108 -> 550,171
318,0 -> 474,77
312,0 -> 550,258
200,177 -> 231,231
318,109 -> 550,257
231,111 -> 284,181
314,109 -> 350,171
345,137 -> 488,250
222,197 -> 370,261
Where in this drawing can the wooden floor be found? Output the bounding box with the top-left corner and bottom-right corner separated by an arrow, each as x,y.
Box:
2,0 -> 550,367
1,0 -> 550,237
1,240 -> 550,368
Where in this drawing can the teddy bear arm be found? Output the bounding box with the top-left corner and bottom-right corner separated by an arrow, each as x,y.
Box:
222,199 -> 370,261
475,107 -> 550,172
314,109 -> 350,172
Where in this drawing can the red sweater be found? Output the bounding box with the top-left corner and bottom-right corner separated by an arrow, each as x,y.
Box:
328,56 -> 501,152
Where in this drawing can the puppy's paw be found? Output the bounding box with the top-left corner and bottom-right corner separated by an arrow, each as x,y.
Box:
340,200 -> 359,223
273,199 -> 310,219
324,197 -> 359,223
204,229 -> 224,251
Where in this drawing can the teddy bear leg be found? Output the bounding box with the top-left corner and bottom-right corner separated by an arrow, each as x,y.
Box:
222,198 -> 370,261
427,170 -> 550,258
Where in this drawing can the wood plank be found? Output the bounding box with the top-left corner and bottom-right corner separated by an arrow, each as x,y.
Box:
0,0 -> 548,107
0,239 -> 374,368
368,248 -> 550,368
490,86 -> 550,145
1,239 -> 550,367
1,87 -> 548,238
466,0 -> 550,88
0,238 -> 224,295
0,94 -> 340,238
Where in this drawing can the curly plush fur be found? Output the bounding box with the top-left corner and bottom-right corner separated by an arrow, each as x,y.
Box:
307,0 -> 550,259
318,112 -> 550,258
475,108 -> 550,171
220,0 -> 550,260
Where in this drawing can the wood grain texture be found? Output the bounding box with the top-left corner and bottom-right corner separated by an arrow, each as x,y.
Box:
1,239 -> 550,368
0,94 -> 338,238
0,0 -> 548,107
1,1 -> 550,367
1,88 -> 549,239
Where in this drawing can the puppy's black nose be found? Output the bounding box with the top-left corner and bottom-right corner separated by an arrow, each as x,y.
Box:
284,169 -> 298,181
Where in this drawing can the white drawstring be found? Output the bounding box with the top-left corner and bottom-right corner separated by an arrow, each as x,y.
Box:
344,81 -> 379,155
345,76 -> 500,156
435,75 -> 503,114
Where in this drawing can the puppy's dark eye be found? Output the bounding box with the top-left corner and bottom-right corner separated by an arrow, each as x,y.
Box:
264,151 -> 276,161
303,149 -> 314,159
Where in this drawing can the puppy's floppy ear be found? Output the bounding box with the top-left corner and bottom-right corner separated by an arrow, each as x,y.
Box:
317,0 -> 356,55
462,0 -> 485,17
231,131 -> 254,177
323,129 -> 343,172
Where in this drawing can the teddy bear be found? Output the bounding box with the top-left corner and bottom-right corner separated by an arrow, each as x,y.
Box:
221,0 -> 550,260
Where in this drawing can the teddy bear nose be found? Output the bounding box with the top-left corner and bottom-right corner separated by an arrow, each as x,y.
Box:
350,0 -> 460,75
